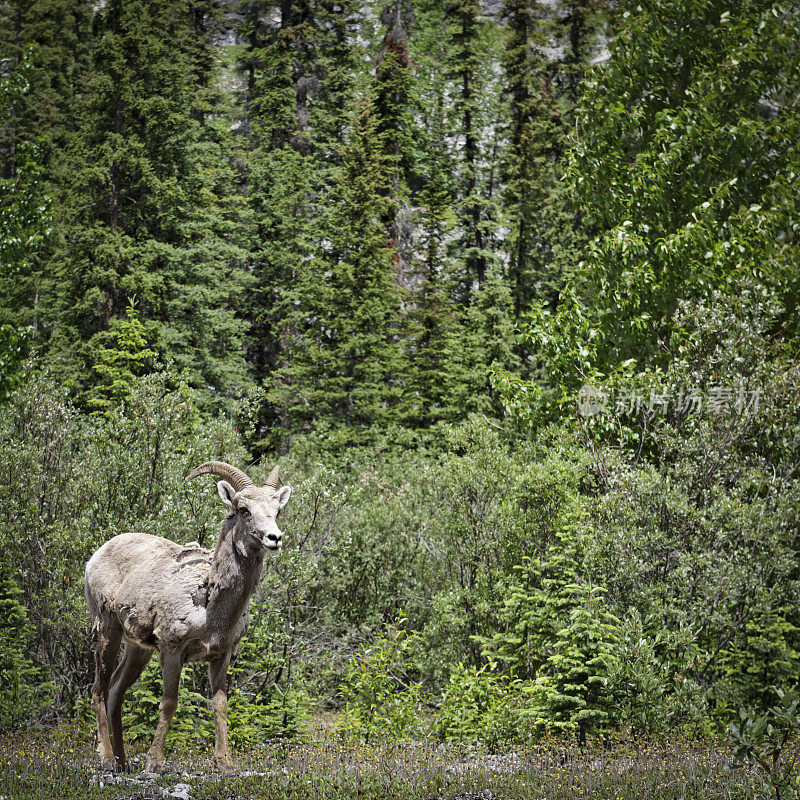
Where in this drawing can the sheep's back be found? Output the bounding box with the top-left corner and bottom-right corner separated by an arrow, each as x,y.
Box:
86,532 -> 212,647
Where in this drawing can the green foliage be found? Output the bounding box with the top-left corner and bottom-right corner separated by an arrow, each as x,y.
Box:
339,624 -> 423,741
606,609 -> 683,736
497,0 -> 800,430
481,498 -> 621,739
434,663 -> 525,749
729,689 -> 800,800
0,562 -> 49,729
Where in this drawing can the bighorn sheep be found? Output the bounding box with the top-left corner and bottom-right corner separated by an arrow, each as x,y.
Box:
85,461 -> 291,774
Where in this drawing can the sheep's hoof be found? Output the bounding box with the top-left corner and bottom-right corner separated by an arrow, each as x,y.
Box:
215,755 -> 236,777
144,754 -> 163,774
96,742 -> 115,770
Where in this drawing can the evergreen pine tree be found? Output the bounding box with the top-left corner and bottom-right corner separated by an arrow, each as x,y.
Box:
502,0 -> 568,315
0,3 -> 92,381
444,0 -> 500,298
0,48 -> 51,399
45,0 -> 249,406
86,298 -> 158,414
0,560 -> 45,728
533,577 -> 620,742
269,94 -> 406,436
374,0 -> 418,273
403,98 -> 463,427
0,0 -> 93,156
238,0 -> 361,441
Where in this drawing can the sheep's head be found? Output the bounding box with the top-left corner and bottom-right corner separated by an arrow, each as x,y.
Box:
186,462 -> 292,551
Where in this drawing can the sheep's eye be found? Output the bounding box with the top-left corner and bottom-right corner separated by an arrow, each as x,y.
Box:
239,507 -> 251,517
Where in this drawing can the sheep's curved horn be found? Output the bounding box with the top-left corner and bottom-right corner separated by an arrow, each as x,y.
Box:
263,465 -> 281,489
186,461 -> 254,492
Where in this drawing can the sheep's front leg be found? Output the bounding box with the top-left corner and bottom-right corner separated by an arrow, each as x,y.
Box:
145,649 -> 183,773
209,654 -> 235,775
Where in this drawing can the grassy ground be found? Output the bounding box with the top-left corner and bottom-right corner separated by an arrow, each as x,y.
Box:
0,724 -> 766,800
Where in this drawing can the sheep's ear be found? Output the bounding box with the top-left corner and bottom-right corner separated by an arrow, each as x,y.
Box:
276,485 -> 292,509
217,480 -> 236,508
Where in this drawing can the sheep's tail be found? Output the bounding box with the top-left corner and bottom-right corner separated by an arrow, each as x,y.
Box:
84,561 -> 100,638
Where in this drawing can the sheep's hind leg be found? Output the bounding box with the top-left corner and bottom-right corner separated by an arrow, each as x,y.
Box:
107,643 -> 152,771
209,654 -> 235,775
91,616 -> 123,770
145,648 -> 183,773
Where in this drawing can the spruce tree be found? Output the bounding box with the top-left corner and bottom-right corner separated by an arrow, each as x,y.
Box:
500,0 -> 605,318
0,560 -> 44,728
0,0 -> 93,155
403,97 -> 463,427
0,2 -> 93,383
0,48 -> 51,399
269,94 -> 406,435
86,298 -> 157,414
502,0 -> 565,315
45,0 -> 249,406
374,0 -> 418,274
444,0 -> 500,297
238,0 -> 361,440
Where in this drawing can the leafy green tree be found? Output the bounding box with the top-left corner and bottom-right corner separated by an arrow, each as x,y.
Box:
569,0 -> 800,366
434,662 -> 523,748
339,623 -> 423,741
496,0 -> 800,428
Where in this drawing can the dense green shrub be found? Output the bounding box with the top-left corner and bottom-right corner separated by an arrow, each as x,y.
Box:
0,562 -> 50,728
338,624 -> 424,741
434,663 -> 526,749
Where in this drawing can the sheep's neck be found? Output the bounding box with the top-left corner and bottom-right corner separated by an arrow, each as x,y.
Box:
204,521 -> 263,651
